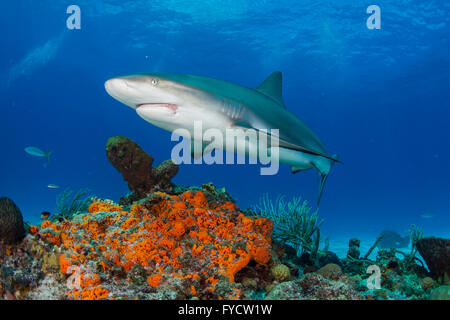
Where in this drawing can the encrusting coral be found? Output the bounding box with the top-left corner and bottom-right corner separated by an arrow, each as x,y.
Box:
35,190 -> 273,300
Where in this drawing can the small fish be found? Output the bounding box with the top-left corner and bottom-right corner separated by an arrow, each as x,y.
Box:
47,184 -> 60,189
420,213 -> 434,219
41,211 -> 51,220
25,146 -> 52,164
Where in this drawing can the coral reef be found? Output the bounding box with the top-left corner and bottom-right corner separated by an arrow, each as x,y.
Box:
1,135 -> 447,301
417,237 -> 450,282
106,136 -> 178,203
20,191 -> 272,300
0,198 -> 25,245
0,192 -> 445,300
0,188 -> 444,301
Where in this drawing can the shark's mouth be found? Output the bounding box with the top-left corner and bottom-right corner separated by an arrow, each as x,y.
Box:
136,103 -> 178,112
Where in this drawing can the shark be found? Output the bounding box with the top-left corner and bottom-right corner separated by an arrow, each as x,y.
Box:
105,71 -> 340,204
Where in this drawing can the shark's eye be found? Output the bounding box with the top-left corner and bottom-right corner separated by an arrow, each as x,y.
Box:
151,78 -> 159,86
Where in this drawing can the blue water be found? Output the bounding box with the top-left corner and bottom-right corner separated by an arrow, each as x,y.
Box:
1,1 -> 449,248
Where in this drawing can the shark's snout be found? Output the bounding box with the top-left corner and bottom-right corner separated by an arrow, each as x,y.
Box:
105,78 -> 127,99
105,78 -> 124,92
105,77 -> 146,109
105,78 -> 132,96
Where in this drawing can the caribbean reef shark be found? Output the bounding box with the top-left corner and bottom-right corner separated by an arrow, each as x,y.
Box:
105,72 -> 339,204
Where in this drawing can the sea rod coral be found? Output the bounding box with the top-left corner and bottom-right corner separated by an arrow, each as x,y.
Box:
251,194 -> 322,261
55,188 -> 92,219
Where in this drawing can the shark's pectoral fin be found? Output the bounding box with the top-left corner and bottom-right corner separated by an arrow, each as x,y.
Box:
256,71 -> 286,107
233,121 -> 341,163
190,140 -> 215,159
291,166 -> 307,174
278,139 -> 340,163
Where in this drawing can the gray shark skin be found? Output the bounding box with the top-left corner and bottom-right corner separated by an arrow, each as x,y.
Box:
105,71 -> 339,204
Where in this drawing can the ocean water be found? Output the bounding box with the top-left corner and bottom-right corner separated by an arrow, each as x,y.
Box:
1,0 -> 449,253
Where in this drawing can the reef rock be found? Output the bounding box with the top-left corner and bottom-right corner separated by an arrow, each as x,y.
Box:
105,136 -> 178,202
417,237 -> 450,280
0,197 -> 25,245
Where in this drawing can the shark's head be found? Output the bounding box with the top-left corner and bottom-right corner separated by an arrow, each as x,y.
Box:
105,74 -> 219,133
105,74 -> 186,108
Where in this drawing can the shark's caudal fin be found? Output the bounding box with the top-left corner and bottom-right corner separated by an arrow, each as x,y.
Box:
317,174 -> 328,206
317,154 -> 339,206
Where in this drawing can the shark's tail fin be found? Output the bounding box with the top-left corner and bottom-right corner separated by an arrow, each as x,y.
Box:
317,154 -> 339,206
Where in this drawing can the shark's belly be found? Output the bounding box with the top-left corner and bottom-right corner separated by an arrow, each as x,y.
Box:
214,131 -> 314,170
277,148 -> 315,169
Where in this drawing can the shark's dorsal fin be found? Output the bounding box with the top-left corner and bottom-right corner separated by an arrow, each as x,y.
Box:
257,71 -> 285,107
